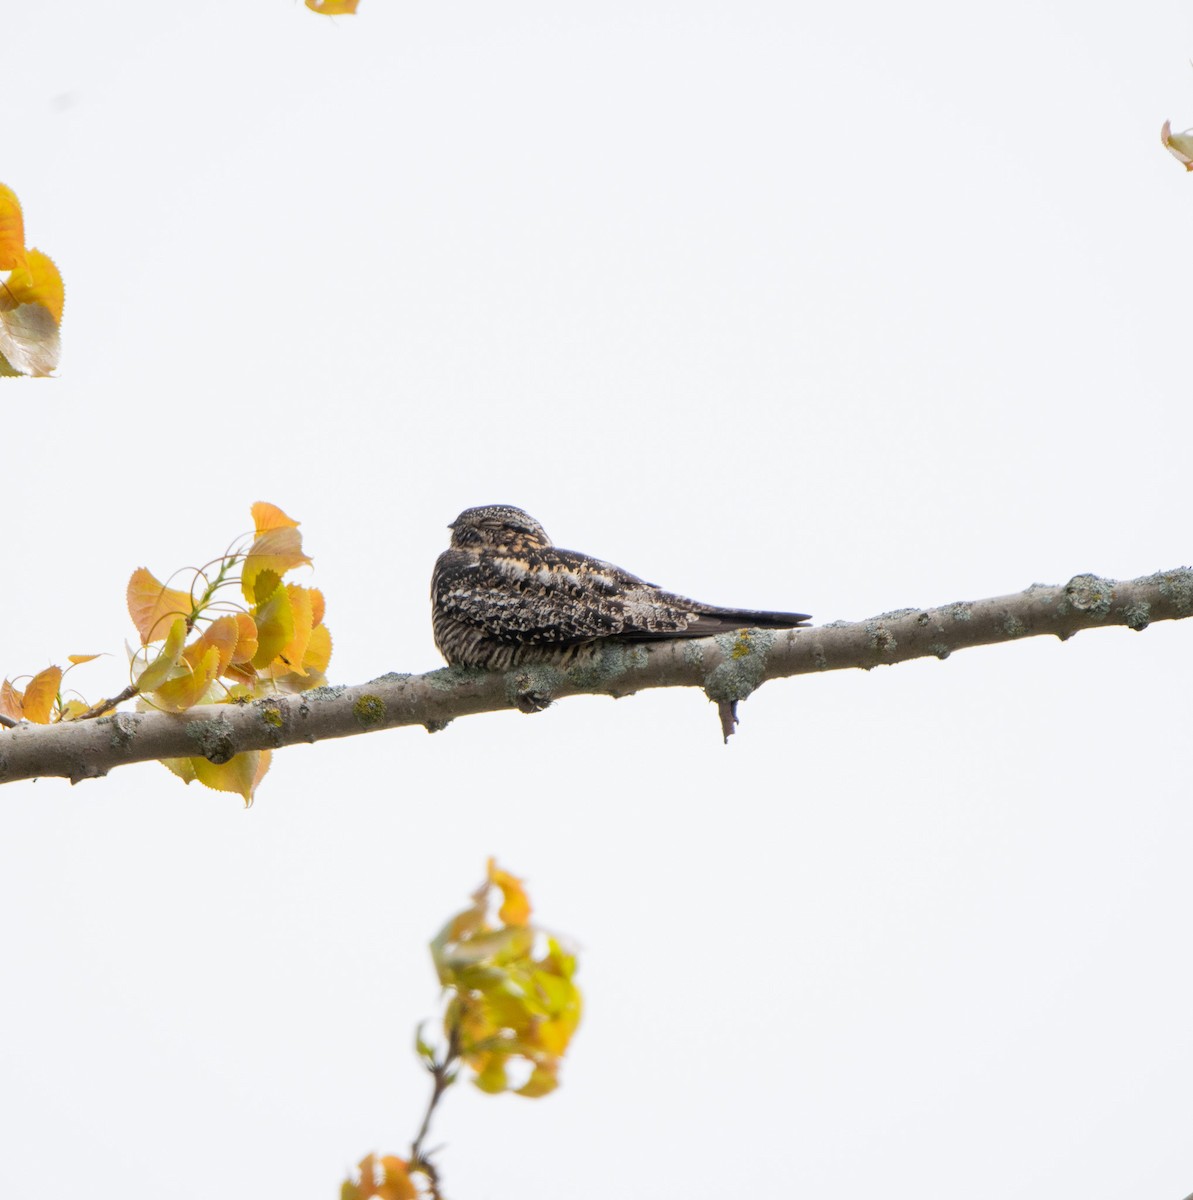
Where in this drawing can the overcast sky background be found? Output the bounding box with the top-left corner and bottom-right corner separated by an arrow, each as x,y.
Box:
2,2 -> 1192,1197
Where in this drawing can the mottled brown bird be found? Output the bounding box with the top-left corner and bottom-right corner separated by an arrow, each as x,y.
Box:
431,505 -> 811,670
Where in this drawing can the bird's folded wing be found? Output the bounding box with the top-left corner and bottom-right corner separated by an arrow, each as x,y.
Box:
432,548 -> 696,647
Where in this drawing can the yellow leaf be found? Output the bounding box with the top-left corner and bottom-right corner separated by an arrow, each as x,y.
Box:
306,0 -> 360,12
134,617 -> 187,693
161,749 -> 271,805
251,582 -> 294,669
302,621 -> 332,674
58,699 -> 91,721
22,666 -> 62,724
309,586 -> 326,629
488,858 -> 532,927
0,184 -> 26,271
251,501 -> 300,533
67,654 -> 102,665
127,568 -> 194,645
473,1054 -> 509,1094
152,645 -> 221,711
516,1063 -> 560,1098
3,249 -> 64,325
274,584 -> 314,676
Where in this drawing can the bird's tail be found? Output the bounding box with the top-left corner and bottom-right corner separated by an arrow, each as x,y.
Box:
688,606 -> 811,635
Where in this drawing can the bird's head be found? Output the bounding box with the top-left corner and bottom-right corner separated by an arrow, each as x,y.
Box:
448,505 -> 553,552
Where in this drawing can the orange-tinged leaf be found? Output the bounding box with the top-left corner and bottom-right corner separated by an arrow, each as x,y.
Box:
67,654 -> 101,665
0,679 -> 24,721
3,249 -> 64,325
0,184 -> 26,271
251,583 -> 294,668
241,527 -> 310,601
182,615 -> 240,679
128,568 -> 194,644
22,666 -> 62,724
307,0 -> 360,13
152,645 -> 220,710
251,501 -> 300,533
377,1157 -> 417,1200
488,858 -> 532,927
134,617 -> 188,692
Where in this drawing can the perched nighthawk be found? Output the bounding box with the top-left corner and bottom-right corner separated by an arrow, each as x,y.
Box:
431,504 -> 811,671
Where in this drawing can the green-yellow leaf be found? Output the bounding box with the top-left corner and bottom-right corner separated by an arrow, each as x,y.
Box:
134,617 -> 187,693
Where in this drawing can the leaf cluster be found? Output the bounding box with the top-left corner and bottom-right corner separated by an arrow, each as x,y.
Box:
0,184 -> 63,377
345,861 -> 583,1200
0,502 -> 330,802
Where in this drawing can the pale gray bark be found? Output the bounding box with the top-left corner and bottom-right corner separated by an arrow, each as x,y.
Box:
0,568 -> 1189,787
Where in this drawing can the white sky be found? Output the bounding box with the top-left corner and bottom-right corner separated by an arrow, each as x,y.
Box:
3,1 -> 1193,1197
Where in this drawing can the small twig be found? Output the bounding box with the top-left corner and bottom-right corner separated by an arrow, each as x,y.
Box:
78,684 -> 139,722
409,1023 -> 461,1196
0,713 -> 16,729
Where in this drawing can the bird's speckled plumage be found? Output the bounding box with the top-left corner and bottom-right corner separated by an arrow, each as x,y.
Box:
431,505 -> 811,670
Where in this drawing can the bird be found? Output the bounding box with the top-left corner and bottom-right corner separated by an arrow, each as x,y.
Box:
431,504 -> 811,671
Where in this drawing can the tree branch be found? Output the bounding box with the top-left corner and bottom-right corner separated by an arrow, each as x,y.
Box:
1,569 -> 1189,787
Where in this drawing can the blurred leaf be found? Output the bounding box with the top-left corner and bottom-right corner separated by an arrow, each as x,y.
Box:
433,861 -> 582,1098
342,1154 -> 416,1200
488,858 -> 532,926
307,0 -> 360,12
516,1063 -> 559,1098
